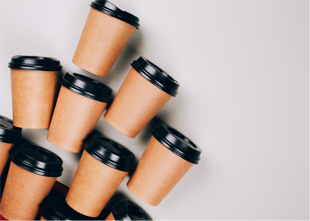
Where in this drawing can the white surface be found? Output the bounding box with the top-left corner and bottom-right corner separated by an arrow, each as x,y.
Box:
0,0 -> 309,220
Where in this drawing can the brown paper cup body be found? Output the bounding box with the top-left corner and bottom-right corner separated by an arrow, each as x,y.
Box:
106,212 -> 115,220
127,136 -> 193,206
0,162 -> 56,220
11,69 -> 58,128
105,69 -> 172,138
0,142 -> 13,176
47,86 -> 107,153
73,8 -> 136,77
40,216 -> 46,220
65,151 -> 127,217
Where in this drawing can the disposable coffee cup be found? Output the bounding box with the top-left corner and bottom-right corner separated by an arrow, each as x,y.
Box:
72,0 -> 139,77
47,73 -> 112,153
105,57 -> 179,138
9,55 -> 62,128
40,194 -> 93,220
0,115 -> 21,176
65,134 -> 135,217
0,143 -> 63,220
106,200 -> 152,220
127,124 -> 201,206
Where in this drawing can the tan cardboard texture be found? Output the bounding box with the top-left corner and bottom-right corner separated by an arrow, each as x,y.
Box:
127,136 -> 193,206
11,69 -> 58,128
73,8 -> 136,77
0,162 -> 56,220
65,151 -> 127,217
106,213 -> 115,220
0,142 -> 13,176
47,86 -> 108,153
105,68 -> 172,138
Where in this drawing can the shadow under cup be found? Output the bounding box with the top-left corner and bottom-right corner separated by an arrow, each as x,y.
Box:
73,0 -> 139,77
127,124 -> 202,206
65,134 -> 135,217
9,55 -> 62,129
0,143 -> 63,220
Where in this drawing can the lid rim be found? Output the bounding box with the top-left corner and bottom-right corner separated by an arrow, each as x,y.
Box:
152,125 -> 201,164
12,160 -> 63,177
90,0 -> 140,29
131,57 -> 179,97
8,55 -> 62,71
10,143 -> 63,177
61,73 -> 112,103
84,135 -> 135,172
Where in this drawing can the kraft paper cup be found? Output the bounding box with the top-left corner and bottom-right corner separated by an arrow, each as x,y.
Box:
106,200 -> 152,220
9,55 -> 62,128
65,134 -> 135,217
0,143 -> 63,220
47,73 -> 112,153
40,194 -> 93,220
127,124 -> 202,206
73,0 -> 140,77
105,57 -> 180,138
0,115 -> 21,176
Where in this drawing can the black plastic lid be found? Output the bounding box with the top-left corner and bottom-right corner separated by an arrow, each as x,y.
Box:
62,73 -> 112,102
9,55 -> 62,71
0,115 -> 21,143
112,200 -> 152,221
40,197 -> 93,220
131,57 -> 179,97
90,0 -> 139,29
152,124 -> 201,164
84,134 -> 135,172
10,142 -> 63,177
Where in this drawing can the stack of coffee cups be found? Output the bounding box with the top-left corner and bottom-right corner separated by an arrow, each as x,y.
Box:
0,0 -> 202,219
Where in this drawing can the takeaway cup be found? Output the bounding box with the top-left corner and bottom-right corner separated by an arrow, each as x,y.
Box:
65,134 -> 135,217
0,143 -> 63,220
73,0 -> 140,77
9,55 -> 62,128
0,115 -> 21,176
47,73 -> 112,153
127,124 -> 202,206
104,57 -> 179,138
106,200 -> 152,220
40,194 -> 93,220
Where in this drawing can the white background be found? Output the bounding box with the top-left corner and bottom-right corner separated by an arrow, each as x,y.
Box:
0,0 -> 309,220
